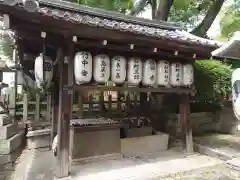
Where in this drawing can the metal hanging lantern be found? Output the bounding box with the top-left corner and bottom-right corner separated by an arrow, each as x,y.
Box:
34,53 -> 53,88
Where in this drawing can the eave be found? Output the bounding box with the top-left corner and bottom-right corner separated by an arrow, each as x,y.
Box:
212,32 -> 240,60
0,0 -> 222,60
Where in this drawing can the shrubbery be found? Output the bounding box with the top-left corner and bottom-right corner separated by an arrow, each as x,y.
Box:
193,59 -> 233,111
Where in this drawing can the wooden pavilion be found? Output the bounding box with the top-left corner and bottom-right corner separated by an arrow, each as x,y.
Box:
0,0 -> 221,178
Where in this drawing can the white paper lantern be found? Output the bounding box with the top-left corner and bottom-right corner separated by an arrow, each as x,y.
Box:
183,64 -> 194,86
142,59 -> 156,86
111,55 -> 126,84
127,57 -> 142,86
156,60 -> 170,86
93,54 -> 110,83
34,53 -> 53,88
170,62 -> 182,87
74,51 -> 92,85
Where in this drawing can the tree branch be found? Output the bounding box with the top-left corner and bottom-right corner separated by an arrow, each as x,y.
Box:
191,0 -> 225,37
129,0 -> 149,16
155,0 -> 174,21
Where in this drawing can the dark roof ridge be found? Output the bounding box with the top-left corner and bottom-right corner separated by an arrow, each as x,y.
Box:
39,0 -> 181,31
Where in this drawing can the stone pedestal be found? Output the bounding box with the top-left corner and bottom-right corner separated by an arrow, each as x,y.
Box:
26,129 -> 51,149
121,131 -> 169,157
0,114 -> 24,170
69,124 -> 121,164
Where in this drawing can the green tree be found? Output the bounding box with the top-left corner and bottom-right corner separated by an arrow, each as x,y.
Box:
76,0 -> 134,13
76,0 -> 226,37
130,0 -> 226,37
194,60 -> 232,106
220,0 -> 240,38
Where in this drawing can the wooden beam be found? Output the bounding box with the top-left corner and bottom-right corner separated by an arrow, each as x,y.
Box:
75,40 -> 202,61
179,94 -> 193,153
56,47 -> 66,178
65,85 -> 195,95
56,39 -> 74,178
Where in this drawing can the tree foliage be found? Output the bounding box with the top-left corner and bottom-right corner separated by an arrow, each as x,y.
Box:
220,0 -> 240,38
76,0 -> 134,13
75,0 -> 226,37
194,60 -> 232,105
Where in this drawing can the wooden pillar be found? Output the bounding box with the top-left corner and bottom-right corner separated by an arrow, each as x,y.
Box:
56,40 -> 74,178
179,94 -> 193,153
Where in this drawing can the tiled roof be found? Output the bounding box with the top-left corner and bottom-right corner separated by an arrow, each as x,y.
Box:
37,5 -> 221,48
0,0 -> 223,48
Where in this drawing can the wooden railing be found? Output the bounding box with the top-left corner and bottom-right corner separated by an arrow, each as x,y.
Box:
16,93 -> 52,125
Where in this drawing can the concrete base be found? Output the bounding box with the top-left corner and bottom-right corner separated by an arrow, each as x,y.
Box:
26,129 -> 51,149
125,127 -> 153,138
0,131 -> 24,154
121,131 -> 169,157
0,124 -> 17,140
0,115 -> 11,126
70,125 -> 121,161
70,153 -> 122,165
194,143 -> 235,161
54,175 -> 72,180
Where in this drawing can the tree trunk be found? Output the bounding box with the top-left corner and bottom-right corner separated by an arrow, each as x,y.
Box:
151,0 -> 157,19
155,0 -> 174,21
191,0 -> 225,37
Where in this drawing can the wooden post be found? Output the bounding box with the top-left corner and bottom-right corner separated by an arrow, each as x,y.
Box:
179,94 -> 193,153
78,93 -> 84,118
56,40 -> 74,178
23,93 -> 28,122
108,94 -> 112,111
100,91 -> 104,116
46,94 -> 51,122
35,93 -> 40,121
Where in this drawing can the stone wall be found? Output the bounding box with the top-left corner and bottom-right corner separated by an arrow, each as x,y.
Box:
166,107 -> 239,136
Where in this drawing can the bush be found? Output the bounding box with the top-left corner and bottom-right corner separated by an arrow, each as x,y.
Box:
194,59 -> 232,109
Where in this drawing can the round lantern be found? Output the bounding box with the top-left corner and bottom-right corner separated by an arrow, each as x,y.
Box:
156,60 -> 170,86
74,51 -> 92,85
34,53 -> 53,88
111,55 -> 126,84
170,62 -> 182,87
183,64 -> 194,87
127,57 -> 142,86
93,54 -> 110,84
142,59 -> 156,86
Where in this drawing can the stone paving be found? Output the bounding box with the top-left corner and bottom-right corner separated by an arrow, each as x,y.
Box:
159,164 -> 240,180
7,147 -> 237,180
3,134 -> 240,180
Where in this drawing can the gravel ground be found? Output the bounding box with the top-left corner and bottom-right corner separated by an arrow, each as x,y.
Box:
157,164 -> 240,180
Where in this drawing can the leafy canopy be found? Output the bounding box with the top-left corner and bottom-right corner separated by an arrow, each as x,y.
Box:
194,60 -> 232,105
220,0 -> 240,38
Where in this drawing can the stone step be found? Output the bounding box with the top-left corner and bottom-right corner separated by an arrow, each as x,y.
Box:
0,140 -> 24,166
0,114 -> 11,126
0,124 -> 17,140
0,131 -> 24,155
